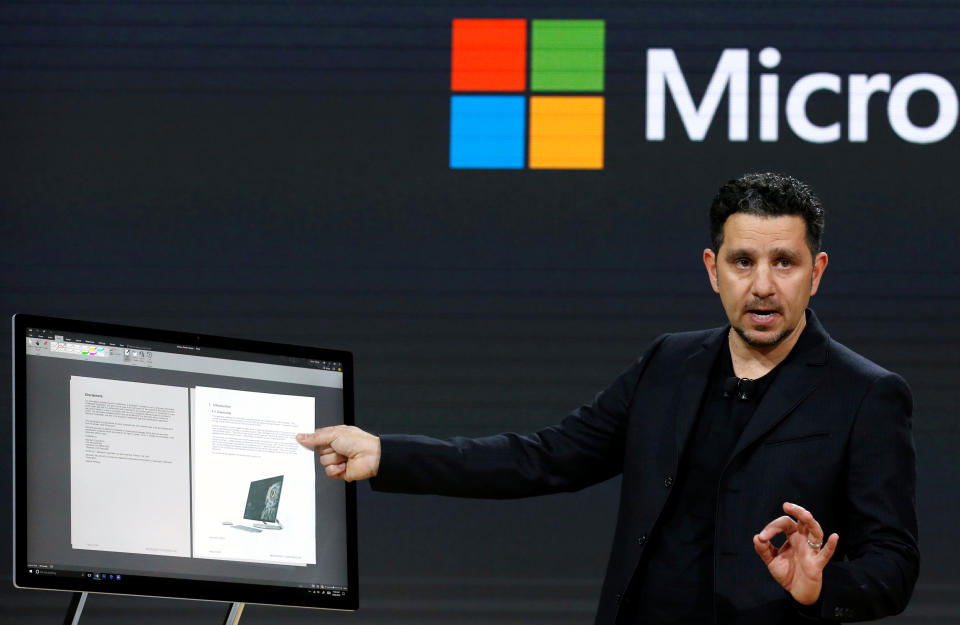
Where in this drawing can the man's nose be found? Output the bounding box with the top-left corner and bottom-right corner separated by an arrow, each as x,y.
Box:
752,264 -> 775,297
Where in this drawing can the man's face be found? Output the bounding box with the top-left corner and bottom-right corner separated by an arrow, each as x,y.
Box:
703,213 -> 828,350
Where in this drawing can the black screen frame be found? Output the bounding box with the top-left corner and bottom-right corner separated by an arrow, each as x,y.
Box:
12,313 -> 359,611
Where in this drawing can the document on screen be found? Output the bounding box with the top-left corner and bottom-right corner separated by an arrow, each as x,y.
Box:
191,386 -> 316,566
69,376 -> 191,557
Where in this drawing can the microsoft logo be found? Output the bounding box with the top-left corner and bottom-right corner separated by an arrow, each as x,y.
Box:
449,19 -> 605,170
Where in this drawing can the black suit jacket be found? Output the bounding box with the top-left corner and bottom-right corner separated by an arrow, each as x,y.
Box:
372,310 -> 919,624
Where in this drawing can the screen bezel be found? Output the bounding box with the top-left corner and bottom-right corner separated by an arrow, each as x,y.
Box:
12,313 -> 358,610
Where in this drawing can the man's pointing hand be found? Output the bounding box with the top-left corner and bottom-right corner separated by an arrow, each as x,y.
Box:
297,425 -> 381,482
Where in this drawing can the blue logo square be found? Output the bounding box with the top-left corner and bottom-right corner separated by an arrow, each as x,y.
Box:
450,96 -> 526,169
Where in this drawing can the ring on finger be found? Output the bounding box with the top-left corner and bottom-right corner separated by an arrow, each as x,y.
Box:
807,539 -> 823,549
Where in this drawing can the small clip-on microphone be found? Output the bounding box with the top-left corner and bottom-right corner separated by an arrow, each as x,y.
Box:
722,376 -> 756,400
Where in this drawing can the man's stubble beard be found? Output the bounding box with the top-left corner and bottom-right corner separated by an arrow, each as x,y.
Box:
732,324 -> 794,348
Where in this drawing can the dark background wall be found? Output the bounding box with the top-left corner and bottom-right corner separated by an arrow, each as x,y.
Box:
2,2 -> 957,623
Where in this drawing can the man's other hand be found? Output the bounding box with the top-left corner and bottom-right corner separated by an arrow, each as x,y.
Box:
297,425 -> 381,482
753,502 -> 840,606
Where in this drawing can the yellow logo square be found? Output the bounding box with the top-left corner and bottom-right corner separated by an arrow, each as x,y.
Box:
529,96 -> 605,169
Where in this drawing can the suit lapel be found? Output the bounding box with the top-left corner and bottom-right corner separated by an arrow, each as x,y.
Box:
674,327 -> 726,458
729,309 -> 830,459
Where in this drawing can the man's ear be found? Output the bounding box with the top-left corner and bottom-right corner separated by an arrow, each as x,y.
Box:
703,248 -> 720,294
810,251 -> 828,296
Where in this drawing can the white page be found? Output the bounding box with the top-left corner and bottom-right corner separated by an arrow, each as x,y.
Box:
191,386 -> 316,566
69,376 -> 191,557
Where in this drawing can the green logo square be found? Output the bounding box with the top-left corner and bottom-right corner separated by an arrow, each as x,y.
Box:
530,20 -> 605,92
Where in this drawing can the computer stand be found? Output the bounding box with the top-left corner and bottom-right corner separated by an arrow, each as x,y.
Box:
61,592 -> 249,625
252,520 -> 283,530
223,602 -> 245,625
63,591 -> 87,625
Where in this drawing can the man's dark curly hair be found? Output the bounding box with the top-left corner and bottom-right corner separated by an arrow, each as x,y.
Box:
710,172 -> 825,258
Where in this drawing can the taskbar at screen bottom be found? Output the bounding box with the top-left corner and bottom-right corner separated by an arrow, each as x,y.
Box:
16,565 -> 354,609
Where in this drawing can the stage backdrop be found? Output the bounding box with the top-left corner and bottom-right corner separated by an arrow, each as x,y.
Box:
2,2 -> 957,624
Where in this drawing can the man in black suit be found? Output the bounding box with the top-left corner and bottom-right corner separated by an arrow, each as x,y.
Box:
297,173 -> 918,624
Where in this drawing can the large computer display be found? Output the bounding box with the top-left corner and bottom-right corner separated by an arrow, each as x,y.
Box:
12,314 -> 358,611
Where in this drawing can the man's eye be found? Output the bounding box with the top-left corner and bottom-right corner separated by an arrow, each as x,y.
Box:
775,258 -> 792,268
734,258 -> 751,268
